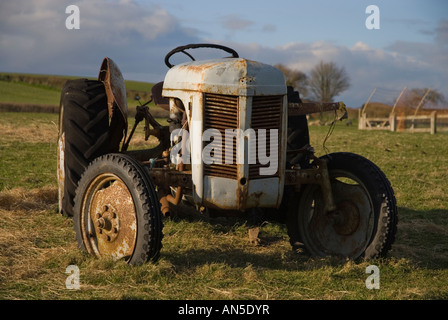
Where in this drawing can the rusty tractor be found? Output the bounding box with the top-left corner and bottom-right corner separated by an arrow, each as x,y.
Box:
57,43 -> 398,265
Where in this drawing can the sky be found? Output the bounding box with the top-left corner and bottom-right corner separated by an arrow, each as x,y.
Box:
0,0 -> 447,108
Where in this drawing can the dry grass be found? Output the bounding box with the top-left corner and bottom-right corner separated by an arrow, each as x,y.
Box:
0,186 -> 74,298
0,120 -> 58,144
0,112 -> 59,144
0,186 -> 57,210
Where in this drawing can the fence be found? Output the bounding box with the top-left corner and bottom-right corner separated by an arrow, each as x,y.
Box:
358,111 -> 448,134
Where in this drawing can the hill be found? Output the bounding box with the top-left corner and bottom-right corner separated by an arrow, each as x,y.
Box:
0,72 -> 167,117
2,73 -> 446,121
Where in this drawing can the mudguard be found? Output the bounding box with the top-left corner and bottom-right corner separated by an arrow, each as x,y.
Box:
98,57 -> 128,151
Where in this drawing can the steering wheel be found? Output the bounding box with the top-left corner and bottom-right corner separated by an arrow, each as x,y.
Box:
164,43 -> 239,68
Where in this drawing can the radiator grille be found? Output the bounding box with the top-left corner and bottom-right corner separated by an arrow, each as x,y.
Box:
203,93 -> 238,179
203,94 -> 283,180
249,95 -> 283,179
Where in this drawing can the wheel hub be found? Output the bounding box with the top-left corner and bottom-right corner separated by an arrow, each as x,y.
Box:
331,200 -> 360,236
95,205 -> 119,242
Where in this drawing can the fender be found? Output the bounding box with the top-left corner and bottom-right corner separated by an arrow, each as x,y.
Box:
98,57 -> 128,151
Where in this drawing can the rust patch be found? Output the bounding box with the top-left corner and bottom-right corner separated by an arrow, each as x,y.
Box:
89,179 -> 137,261
98,57 -> 128,125
178,61 -> 223,74
236,181 -> 248,211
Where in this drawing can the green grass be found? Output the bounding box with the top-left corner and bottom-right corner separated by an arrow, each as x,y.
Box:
1,112 -> 448,300
0,113 -> 58,189
0,80 -> 61,105
0,72 -> 156,109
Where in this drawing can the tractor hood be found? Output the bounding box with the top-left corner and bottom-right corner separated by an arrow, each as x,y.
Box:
162,58 -> 286,97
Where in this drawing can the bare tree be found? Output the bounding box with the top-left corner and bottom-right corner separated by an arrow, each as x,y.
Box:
308,61 -> 350,103
274,63 -> 308,98
404,88 -> 446,108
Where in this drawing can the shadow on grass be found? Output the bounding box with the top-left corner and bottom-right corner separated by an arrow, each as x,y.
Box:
163,204 -> 448,271
391,207 -> 448,269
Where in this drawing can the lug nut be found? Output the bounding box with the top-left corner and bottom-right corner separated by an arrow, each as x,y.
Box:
96,217 -> 105,228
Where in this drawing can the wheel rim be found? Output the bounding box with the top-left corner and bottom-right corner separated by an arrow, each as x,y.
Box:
299,170 -> 375,259
80,173 -> 137,261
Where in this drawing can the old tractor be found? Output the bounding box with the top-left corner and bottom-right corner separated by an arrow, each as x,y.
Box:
57,43 -> 398,265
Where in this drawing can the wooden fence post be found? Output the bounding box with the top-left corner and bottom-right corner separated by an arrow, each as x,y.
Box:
430,111 -> 437,134
360,113 -> 367,130
358,109 -> 364,130
389,113 -> 396,132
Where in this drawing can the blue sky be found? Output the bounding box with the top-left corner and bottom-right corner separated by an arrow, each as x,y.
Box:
0,0 -> 447,107
160,0 -> 445,47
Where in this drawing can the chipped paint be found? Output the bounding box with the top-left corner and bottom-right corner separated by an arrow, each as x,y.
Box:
57,104 -> 65,214
163,58 -> 286,97
98,57 -> 128,125
57,131 -> 65,214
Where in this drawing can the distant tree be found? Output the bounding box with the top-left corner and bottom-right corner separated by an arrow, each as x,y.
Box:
274,63 -> 308,98
404,88 -> 446,108
307,61 -> 350,103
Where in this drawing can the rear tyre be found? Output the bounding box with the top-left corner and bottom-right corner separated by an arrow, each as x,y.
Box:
58,79 -> 110,217
73,153 -> 163,265
287,152 -> 398,260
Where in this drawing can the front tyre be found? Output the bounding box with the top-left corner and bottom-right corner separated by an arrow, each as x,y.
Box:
73,153 -> 163,265
288,152 -> 398,260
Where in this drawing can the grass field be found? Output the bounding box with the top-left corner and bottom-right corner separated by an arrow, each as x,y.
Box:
1,110 -> 447,300
0,73 -> 157,115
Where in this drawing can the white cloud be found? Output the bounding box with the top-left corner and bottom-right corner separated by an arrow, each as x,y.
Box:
351,41 -> 370,51
0,0 -> 200,80
229,33 -> 447,107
